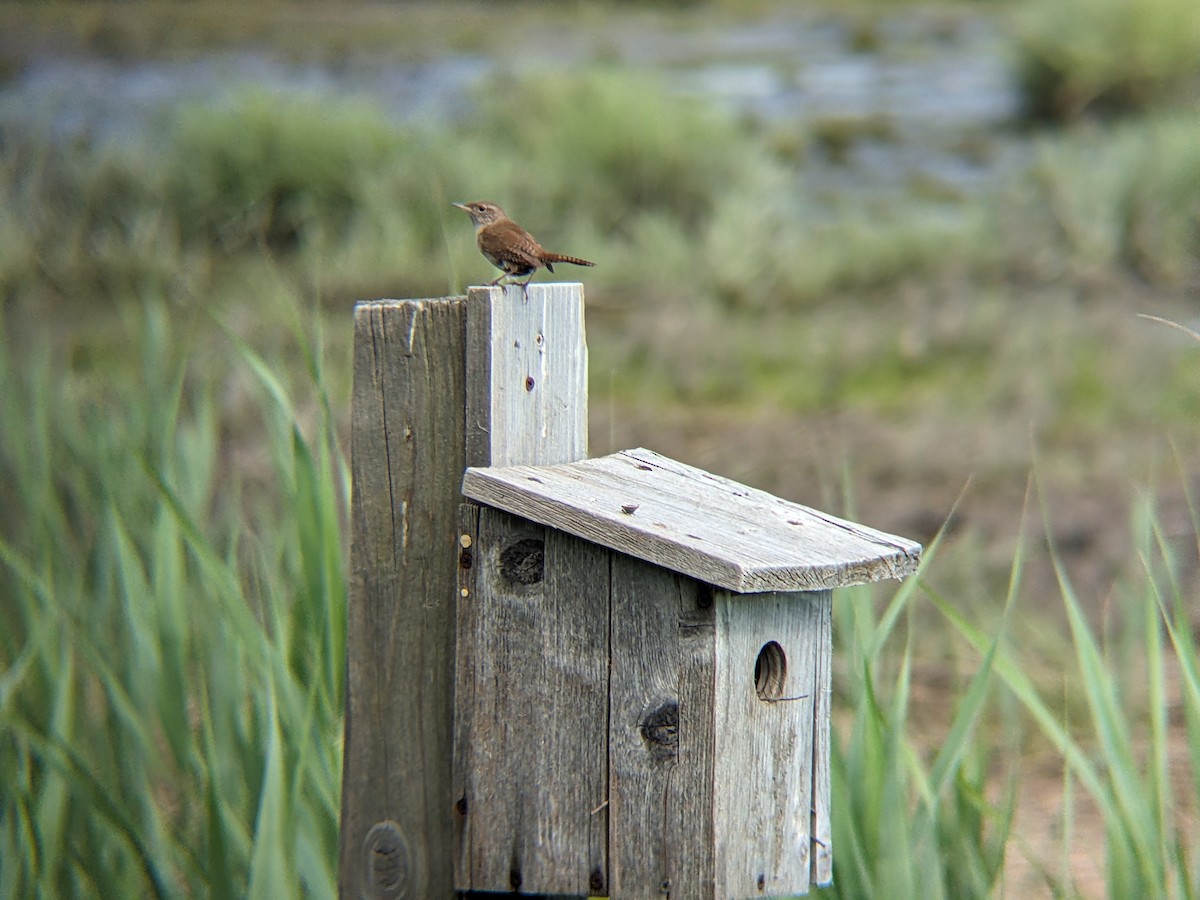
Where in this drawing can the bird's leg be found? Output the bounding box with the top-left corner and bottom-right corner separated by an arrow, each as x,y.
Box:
519,272 -> 537,302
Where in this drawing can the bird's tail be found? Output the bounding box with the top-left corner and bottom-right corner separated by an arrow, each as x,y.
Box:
542,253 -> 596,268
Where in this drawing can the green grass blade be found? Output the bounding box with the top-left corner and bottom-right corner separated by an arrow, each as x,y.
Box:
1051,551 -> 1162,894
246,683 -> 293,900
1,715 -> 172,899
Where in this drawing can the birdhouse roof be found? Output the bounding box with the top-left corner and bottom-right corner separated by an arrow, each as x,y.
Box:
462,448 -> 921,594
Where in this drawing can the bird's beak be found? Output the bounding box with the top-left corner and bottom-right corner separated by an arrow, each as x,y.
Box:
452,202 -> 469,212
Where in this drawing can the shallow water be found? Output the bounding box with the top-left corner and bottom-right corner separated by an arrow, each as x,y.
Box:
0,8 -> 1023,194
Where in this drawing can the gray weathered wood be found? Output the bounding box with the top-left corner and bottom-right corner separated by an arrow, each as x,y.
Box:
342,284 -> 594,898
453,282 -> 599,896
608,559 -> 716,898
453,507 -> 610,896
465,284 -> 588,468
463,447 -> 922,593
713,589 -> 830,897
451,503 -> 480,891
344,284 -> 915,899
340,298 -> 466,900
810,594 -> 834,887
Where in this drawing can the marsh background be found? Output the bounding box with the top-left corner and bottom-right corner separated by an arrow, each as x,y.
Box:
1,0 -> 1199,896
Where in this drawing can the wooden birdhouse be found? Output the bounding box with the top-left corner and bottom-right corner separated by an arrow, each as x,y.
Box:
339,285 -> 921,900
454,448 -> 918,898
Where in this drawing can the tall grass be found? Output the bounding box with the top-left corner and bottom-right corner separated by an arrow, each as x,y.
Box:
0,296 -> 347,897
930,475 -> 1200,897
815,470 -> 1200,898
818,542 -> 1014,897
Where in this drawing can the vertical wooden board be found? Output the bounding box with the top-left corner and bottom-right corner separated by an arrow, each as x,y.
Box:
809,593 -> 833,887
609,559 -> 717,899
465,284 -> 588,468
452,503 -> 481,890
712,590 -> 830,898
340,298 -> 466,900
454,507 -> 609,896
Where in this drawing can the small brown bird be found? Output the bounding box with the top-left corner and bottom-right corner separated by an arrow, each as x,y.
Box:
453,201 -> 595,291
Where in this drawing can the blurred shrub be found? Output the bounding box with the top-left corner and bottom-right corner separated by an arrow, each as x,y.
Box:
0,132 -> 182,301
470,69 -> 775,237
162,90 -> 404,252
0,89 -> 481,300
1014,0 -> 1200,120
5,65 -> 1196,314
1008,114 -> 1200,285
703,190 -> 998,309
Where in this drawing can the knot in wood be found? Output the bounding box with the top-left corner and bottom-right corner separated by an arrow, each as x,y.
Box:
363,821 -> 410,899
499,538 -> 544,586
639,700 -> 679,760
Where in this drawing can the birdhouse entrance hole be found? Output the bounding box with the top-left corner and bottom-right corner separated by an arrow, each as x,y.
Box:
754,641 -> 787,701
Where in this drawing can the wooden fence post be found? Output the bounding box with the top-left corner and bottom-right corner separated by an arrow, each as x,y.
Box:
339,284 -> 589,899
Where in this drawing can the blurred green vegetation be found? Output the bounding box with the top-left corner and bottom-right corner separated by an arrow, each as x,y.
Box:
819,478 -> 1200,898
7,69 -> 1199,310
4,71 -> 1198,449
1014,0 -> 1200,120
2,3 -> 1200,897
0,300 -> 347,897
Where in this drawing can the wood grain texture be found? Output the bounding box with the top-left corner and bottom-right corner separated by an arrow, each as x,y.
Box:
465,284 -> 588,468
809,593 -> 834,887
712,589 -> 832,898
463,447 -> 921,593
608,560 -> 717,899
453,507 -> 610,896
452,503 -> 480,891
339,298 -> 466,900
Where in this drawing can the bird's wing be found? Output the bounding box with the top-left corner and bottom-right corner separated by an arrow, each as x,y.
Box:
496,243 -> 544,270
486,220 -> 548,270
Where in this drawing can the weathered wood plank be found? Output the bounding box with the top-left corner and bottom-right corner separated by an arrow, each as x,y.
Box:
452,503 -> 480,891
453,507 -> 610,896
670,578 -> 721,899
608,559 -> 716,899
712,589 -> 830,898
339,298 -> 466,900
463,448 -> 921,593
810,593 -> 834,887
465,284 -> 588,468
